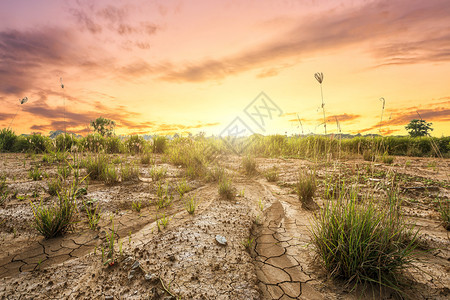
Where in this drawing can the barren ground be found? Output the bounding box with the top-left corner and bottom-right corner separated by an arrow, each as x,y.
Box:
0,153 -> 449,299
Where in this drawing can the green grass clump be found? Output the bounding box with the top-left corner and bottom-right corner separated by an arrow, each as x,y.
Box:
381,152 -> 395,165
242,155 -> 257,176
30,187 -> 78,238
140,152 -> 154,165
264,166 -> 279,182
437,199 -> 450,230
84,199 -> 101,230
218,175 -> 234,200
120,163 -> 139,182
176,178 -> 191,197
29,166 -> 43,181
206,166 -> 225,182
102,164 -> 119,185
311,198 -> 420,294
57,165 -> 71,181
363,150 -> 376,162
296,172 -> 316,205
47,178 -> 62,196
0,175 -> 8,205
150,166 -> 167,181
132,200 -> 142,212
155,182 -> 173,209
184,194 -> 197,214
84,154 -> 109,180
153,136 -> 167,153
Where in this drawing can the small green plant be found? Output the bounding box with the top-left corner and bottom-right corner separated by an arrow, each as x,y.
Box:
84,154 -> 109,180
112,157 -> 123,165
132,200 -> 142,212
258,198 -> 264,211
218,175 -> 234,200
176,178 -> 191,197
150,166 -> 167,181
437,199 -> 450,230
185,194 -> 197,214
29,166 -> 43,181
84,199 -> 101,230
156,212 -> 171,231
103,216 -> 116,265
242,155 -> 257,176
155,182 -> 173,209
120,163 -> 139,182
264,166 -> 279,182
254,214 -> 262,225
241,237 -> 254,250
239,189 -> 245,197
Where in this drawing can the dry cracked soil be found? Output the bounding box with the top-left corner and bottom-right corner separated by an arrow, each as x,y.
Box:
0,152 -> 449,299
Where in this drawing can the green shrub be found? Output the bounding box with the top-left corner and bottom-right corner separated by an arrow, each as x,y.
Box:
0,129 -> 17,152
311,198 -> 420,294
81,134 -> 106,152
206,166 -> 225,182
153,136 -> 167,153
363,150 -> 376,162
155,181 -> 173,209
125,135 -> 146,154
55,133 -> 77,151
105,136 -> 123,154
381,152 -> 395,164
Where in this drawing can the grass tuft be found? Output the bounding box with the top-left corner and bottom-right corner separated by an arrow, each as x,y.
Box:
310,197 -> 420,294
218,175 -> 234,200
242,155 -> 257,176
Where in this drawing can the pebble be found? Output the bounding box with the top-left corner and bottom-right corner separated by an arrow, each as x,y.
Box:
215,235 -> 227,246
131,260 -> 140,270
128,269 -> 135,280
105,296 -> 113,300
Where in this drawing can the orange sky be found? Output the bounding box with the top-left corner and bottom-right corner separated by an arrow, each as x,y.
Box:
0,0 -> 449,137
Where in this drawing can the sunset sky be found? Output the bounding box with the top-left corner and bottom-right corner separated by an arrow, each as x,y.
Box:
1,0 -> 449,137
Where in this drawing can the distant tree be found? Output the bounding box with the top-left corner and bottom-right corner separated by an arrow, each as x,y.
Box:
90,117 -> 116,137
405,119 -> 433,137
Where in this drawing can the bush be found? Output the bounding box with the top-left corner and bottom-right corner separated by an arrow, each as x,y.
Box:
311,198 -> 420,294
0,129 -> 17,152
105,136 -> 123,154
153,136 -> 167,153
296,172 -> 316,205
81,134 -> 106,152
242,155 -> 257,176
125,135 -> 146,154
55,133 -> 78,151
264,166 -> 279,182
140,152 -> 153,164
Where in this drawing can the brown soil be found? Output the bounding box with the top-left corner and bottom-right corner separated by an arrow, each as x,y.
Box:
0,153 -> 449,299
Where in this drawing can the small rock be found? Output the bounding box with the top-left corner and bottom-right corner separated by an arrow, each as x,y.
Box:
145,273 -> 156,281
215,235 -> 227,246
128,269 -> 135,280
131,260 -> 140,270
105,296 -> 114,300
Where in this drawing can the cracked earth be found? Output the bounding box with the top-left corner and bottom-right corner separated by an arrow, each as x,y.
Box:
0,153 -> 449,299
